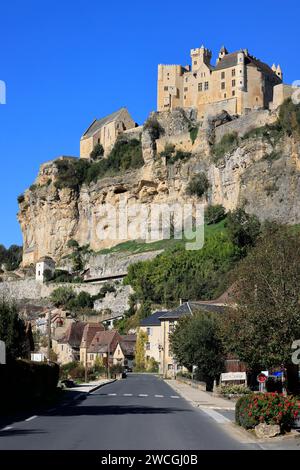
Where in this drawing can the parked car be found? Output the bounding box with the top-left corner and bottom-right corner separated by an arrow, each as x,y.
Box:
124,366 -> 132,373
60,379 -> 76,388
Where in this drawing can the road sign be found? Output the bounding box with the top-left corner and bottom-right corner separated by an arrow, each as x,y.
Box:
221,372 -> 247,382
257,373 -> 267,383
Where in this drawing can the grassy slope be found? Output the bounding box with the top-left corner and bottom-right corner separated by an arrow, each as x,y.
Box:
96,219 -> 227,255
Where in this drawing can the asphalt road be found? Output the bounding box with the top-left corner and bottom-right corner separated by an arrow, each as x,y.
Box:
0,374 -> 256,450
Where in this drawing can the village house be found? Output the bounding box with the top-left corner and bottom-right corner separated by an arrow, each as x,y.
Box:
157,44 -> 293,119
82,330 -> 121,368
52,321 -> 87,364
140,300 -> 227,377
79,322 -> 106,367
80,107 -> 136,158
113,334 -> 136,369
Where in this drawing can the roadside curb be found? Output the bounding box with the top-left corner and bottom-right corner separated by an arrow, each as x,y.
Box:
88,379 -> 117,394
66,379 -> 117,404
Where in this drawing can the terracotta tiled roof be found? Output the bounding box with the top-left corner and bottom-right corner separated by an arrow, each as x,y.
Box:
58,321 -> 86,348
88,330 -> 121,354
119,340 -> 136,356
80,323 -> 105,349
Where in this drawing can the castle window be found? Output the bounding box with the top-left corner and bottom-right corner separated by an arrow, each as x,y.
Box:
184,87 -> 188,92
198,83 -> 203,92
204,81 -> 209,91
224,93 -> 227,98
97,138 -> 100,144
232,80 -> 236,87
194,61 -> 197,66
164,86 -> 168,91
232,69 -> 236,77
221,71 -> 225,79
184,95 -> 186,99
232,90 -> 235,96
221,82 -> 225,90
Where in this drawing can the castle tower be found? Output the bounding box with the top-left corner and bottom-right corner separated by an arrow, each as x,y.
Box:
217,45 -> 228,63
190,45 -> 212,71
276,64 -> 283,80
272,64 -> 277,73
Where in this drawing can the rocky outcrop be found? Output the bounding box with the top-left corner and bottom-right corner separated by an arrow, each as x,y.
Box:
18,108 -> 300,266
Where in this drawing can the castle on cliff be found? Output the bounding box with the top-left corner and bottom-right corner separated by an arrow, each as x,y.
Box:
157,45 -> 292,119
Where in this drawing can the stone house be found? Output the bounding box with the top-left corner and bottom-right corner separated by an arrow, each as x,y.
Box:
157,45 -> 285,119
52,321 -> 87,364
140,301 -> 226,377
79,322 -> 105,367
36,256 -> 55,283
82,330 -> 121,368
113,334 -> 136,368
80,107 -> 136,158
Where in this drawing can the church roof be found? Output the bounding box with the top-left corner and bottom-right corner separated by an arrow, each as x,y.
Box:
81,108 -> 127,139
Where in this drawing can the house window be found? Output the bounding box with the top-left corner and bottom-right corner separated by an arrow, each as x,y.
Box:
164,86 -> 168,91
61,345 -> 64,351
221,71 -> 225,79
198,83 -> 203,92
232,69 -> 236,77
232,80 -> 236,87
169,321 -> 176,333
146,342 -> 150,351
168,364 -> 173,370
97,138 -> 100,144
185,77 -> 188,82
90,354 -> 93,360
221,82 -> 225,90
146,327 -> 152,336
204,81 -> 209,91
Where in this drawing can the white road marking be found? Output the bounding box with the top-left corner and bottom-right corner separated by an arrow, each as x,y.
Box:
139,394 -> 148,397
123,393 -> 133,396
155,394 -> 164,398
108,393 -> 117,396
170,395 -> 180,399
200,407 -> 231,424
25,415 -> 37,422
1,426 -> 13,431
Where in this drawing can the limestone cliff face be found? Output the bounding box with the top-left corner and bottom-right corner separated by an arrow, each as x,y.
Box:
18,109 -> 300,266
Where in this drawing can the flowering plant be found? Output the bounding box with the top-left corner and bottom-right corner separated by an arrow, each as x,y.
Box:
235,392 -> 300,431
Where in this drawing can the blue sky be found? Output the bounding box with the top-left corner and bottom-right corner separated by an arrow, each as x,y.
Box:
0,0 -> 299,247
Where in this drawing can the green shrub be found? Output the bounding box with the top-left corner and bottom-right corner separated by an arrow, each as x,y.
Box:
146,357 -> 159,373
67,239 -> 79,249
219,384 -> 251,397
235,392 -> 300,431
90,143 -> 104,160
54,158 -> 90,191
0,244 -> 22,271
205,205 -> 226,225
93,283 -> 116,301
278,98 -> 300,136
143,115 -> 164,139
186,173 -> 210,198
189,125 -> 199,144
110,363 -> 124,376
68,291 -> 94,310
159,144 -> 192,164
212,132 -> 239,161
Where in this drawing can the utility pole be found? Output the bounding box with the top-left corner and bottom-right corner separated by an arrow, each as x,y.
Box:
107,341 -> 110,379
47,310 -> 51,362
85,347 -> 88,383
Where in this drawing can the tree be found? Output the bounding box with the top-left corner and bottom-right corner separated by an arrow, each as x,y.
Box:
90,143 -> 104,160
186,173 -> 209,198
134,329 -> 148,371
0,300 -> 30,361
205,205 -> 226,225
226,208 -> 261,254
170,311 -> 224,391
220,226 -> 300,372
50,287 -> 76,307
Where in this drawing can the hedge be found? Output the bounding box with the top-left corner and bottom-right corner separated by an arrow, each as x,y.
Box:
0,360 -> 59,408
